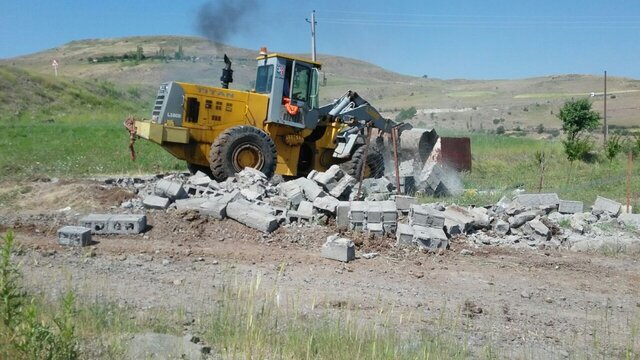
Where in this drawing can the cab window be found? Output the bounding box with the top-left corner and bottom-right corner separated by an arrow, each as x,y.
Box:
255,65 -> 274,93
292,64 -> 311,102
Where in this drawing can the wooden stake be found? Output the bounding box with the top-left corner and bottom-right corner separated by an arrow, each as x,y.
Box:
356,125 -> 373,199
627,151 -> 632,213
391,127 -> 401,195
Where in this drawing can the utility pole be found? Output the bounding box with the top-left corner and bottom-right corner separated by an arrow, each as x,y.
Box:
306,10 -> 317,61
604,70 -> 608,144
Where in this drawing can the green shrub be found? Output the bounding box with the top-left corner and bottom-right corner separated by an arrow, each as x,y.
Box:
395,107 -> 417,121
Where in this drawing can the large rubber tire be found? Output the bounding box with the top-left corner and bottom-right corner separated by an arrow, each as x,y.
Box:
341,145 -> 385,180
209,126 -> 277,181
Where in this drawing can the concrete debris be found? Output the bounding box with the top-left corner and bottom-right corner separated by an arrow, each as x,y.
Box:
175,198 -> 207,211
559,200 -> 584,214
508,210 -> 539,228
313,194 -> 340,214
592,196 -> 622,217
522,219 -> 551,241
292,177 -> 325,201
413,226 -> 448,250
394,195 -> 417,213
514,193 -> 560,209
187,171 -> 212,187
154,179 -> 187,201
336,201 -> 350,231
278,181 -> 304,206
199,191 -> 240,220
321,235 -> 355,262
58,226 -> 91,247
442,205 -> 475,235
329,173 -> 356,199
493,219 -> 510,236
396,223 -> 415,247
409,204 -> 445,229
417,162 -> 463,196
618,213 -> 640,230
143,195 -> 171,210
313,165 -> 344,192
226,199 -> 278,233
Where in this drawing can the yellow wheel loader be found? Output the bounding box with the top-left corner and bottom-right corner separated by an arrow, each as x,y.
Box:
128,49 -> 438,181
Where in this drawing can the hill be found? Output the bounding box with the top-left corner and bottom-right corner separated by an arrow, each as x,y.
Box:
2,35 -> 640,133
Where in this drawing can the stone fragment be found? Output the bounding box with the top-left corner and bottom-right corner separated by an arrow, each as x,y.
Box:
321,235 -> 355,262
618,213 -> 640,229
199,191 -> 240,219
78,214 -> 110,234
329,173 -> 356,198
226,199 -> 278,233
396,223 -> 414,247
313,165 -> 344,191
514,193 -> 560,209
409,204 -> 445,229
313,194 -> 340,214
508,210 -> 539,228
522,219 -> 550,241
592,196 -> 622,217
442,205 -> 475,235
292,177 -> 325,201
175,198 -> 207,211
143,195 -> 171,210
154,179 -> 187,200
493,219 -> 510,236
187,171 -> 212,186
558,200 -> 584,214
278,181 -> 304,206
58,226 -> 91,247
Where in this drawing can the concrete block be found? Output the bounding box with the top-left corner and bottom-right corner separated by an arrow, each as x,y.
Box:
409,204 -> 445,229
382,222 -> 397,234
187,171 -> 212,187
265,195 -> 291,209
592,196 -> 621,217
278,181 -> 304,206
366,201 -> 383,223
321,235 -> 355,262
78,214 -> 111,234
394,195 -> 417,213
154,179 -> 187,200
58,226 -> 91,247
361,177 -> 393,196
619,213 -> 640,229
558,200 -> 584,214
226,199 -> 279,233
380,201 -> 397,222
418,162 -> 463,196
143,195 -> 171,210
399,176 -> 416,195
296,201 -> 314,220
108,214 -> 146,234
413,226 -> 448,250
336,201 -> 351,231
313,165 -> 344,191
349,201 -> 368,222
175,198 -> 207,211
468,207 -> 491,229
366,192 -> 391,201
199,191 -> 240,219
442,205 -> 475,235
349,221 -> 366,231
514,193 -> 560,209
329,173 -> 356,199
366,222 -> 384,237
313,194 -> 339,214
293,177 -> 325,201
240,188 -> 263,201
396,223 -> 414,246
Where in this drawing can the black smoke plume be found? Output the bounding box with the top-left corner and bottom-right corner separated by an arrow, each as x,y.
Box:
196,0 -> 259,50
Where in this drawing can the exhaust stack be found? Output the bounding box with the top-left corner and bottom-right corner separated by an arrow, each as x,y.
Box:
220,54 -> 233,89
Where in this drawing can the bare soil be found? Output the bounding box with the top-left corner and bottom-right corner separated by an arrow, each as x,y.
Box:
2,179 -> 640,359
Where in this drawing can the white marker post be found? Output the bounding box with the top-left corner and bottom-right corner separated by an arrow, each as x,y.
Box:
52,59 -> 59,77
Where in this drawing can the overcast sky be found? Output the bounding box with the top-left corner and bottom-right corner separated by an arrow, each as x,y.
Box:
1,0 -> 639,79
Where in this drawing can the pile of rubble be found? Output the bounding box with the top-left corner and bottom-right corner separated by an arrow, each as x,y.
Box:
57,164 -> 640,262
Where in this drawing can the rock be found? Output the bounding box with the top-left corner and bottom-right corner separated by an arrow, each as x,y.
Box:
558,200 -> 584,214
493,219 -> 510,236
508,210 -> 539,228
460,249 -> 474,256
321,235 -> 355,262
125,332 -> 209,360
361,252 -> 379,259
520,291 -> 531,299
592,196 -> 622,217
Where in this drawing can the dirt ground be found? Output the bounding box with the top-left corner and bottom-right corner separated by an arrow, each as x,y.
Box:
2,179 -> 640,359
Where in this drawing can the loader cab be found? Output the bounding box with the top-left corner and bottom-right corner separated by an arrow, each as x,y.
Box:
255,49 -> 321,129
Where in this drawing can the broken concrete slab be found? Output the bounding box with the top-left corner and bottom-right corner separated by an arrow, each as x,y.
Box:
108,214 -> 147,234
78,214 -> 111,234
513,193 -> 560,209
313,165 -> 344,192
394,195 -> 418,213
618,213 -> 640,229
199,191 -> 240,220
154,179 -> 187,200
295,201 -> 314,220
313,194 -> 340,214
292,177 -> 325,201
508,210 -> 540,228
321,235 -> 355,262
336,201 -> 350,231
409,204 -> 445,229
592,196 -> 622,217
558,200 -> 584,214
58,226 -> 91,247
226,199 -> 278,233
143,194 -> 170,210
329,173 -> 356,199
413,226 -> 449,250
442,205 -> 475,235
187,171 -> 212,187
396,223 -> 415,247
522,219 -> 550,241
175,198 -> 208,211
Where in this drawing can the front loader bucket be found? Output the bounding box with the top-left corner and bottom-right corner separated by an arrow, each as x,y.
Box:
398,128 -> 439,163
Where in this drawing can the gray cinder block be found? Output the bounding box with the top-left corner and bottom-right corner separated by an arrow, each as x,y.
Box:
313,194 -> 339,214
108,214 -> 146,234
514,193 -> 560,209
78,214 -> 111,234
394,195 -> 417,213
58,226 -> 91,247
143,195 -> 171,210
366,222 -> 384,237
154,179 -> 187,200
200,190 -> 240,220
396,223 -> 414,246
336,201 -> 351,231
592,196 -> 621,217
413,226 -> 448,250
409,204 -> 445,229
321,235 -> 355,262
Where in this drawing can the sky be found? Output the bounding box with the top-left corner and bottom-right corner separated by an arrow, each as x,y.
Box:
1,0 -> 639,79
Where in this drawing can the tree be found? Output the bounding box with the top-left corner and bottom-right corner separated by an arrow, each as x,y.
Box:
604,135 -> 624,165
557,98 -> 600,163
395,107 -> 417,122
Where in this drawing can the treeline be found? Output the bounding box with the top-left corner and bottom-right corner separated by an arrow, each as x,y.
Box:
87,45 -> 187,64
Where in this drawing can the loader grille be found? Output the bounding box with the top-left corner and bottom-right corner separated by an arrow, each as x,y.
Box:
151,84 -> 169,120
